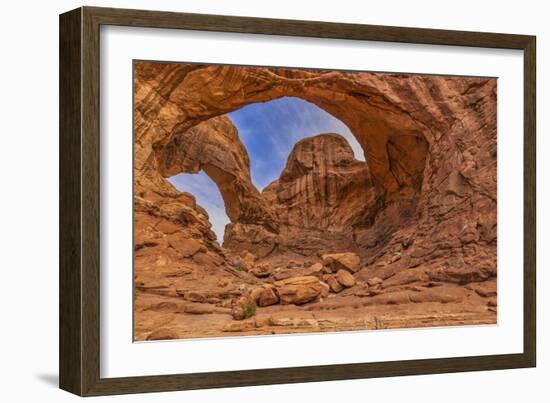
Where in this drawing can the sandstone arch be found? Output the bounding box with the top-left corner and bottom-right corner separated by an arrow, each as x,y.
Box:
134,64 -> 431,200
157,114 -> 278,233
134,61 -> 496,266
133,62 -> 498,340
155,108 -> 378,257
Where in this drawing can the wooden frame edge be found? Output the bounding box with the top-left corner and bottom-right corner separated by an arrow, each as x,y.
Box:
523,35 -> 536,368
59,7 -> 83,396
59,6 -> 537,396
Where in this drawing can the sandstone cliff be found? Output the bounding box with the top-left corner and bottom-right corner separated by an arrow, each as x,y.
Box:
133,62 -> 497,341
259,133 -> 378,256
263,133 -> 376,232
158,115 -> 277,232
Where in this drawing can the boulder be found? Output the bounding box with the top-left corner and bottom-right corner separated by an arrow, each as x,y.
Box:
274,276 -> 326,305
272,262 -> 325,281
180,290 -> 207,302
322,253 -> 361,273
234,251 -> 256,271
231,294 -> 255,320
241,251 -> 256,269
336,269 -> 356,288
251,285 -> 279,307
319,281 -> 330,298
325,275 -> 344,293
305,262 -> 324,276
250,262 -> 273,278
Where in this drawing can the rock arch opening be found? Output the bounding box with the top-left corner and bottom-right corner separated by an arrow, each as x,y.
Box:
156,100 -> 428,261
136,64 -> 431,200
133,61 -> 498,341
227,96 -> 365,190
168,171 -> 230,242
137,64 -> 434,260
164,96 -> 371,244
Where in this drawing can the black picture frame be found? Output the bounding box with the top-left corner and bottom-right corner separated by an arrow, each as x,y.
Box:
59,6 -> 536,396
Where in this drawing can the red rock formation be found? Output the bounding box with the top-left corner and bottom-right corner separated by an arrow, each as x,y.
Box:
158,115 -> 277,231
263,133 -> 377,231
132,62 -> 497,341
253,133 -> 378,256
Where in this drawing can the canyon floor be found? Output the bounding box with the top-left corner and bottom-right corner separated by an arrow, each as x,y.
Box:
135,251 -> 497,341
133,62 -> 497,341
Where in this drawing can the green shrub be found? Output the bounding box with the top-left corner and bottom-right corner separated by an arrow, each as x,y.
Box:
243,301 -> 257,319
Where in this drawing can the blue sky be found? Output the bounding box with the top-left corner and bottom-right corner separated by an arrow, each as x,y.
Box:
168,97 -> 363,242
169,171 -> 229,242
228,97 -> 364,190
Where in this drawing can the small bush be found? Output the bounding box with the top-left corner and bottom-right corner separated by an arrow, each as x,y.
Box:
243,301 -> 257,318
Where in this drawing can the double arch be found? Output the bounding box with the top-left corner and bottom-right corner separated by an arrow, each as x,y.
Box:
134,63 -> 430,233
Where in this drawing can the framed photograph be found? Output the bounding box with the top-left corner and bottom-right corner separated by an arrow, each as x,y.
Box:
59,6 -> 536,396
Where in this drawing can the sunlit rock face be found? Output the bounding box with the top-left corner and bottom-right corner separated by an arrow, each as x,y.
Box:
133,62 -> 497,341
134,63 -> 495,265
264,133 -> 375,232
259,133 -> 377,256
134,64 -> 432,198
158,115 -> 277,232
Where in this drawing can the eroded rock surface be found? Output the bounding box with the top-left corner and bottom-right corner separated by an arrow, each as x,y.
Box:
159,115 -> 277,232
133,62 -> 497,341
263,134 -> 376,232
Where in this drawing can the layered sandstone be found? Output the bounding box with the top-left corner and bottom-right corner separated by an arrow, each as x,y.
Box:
263,133 -> 376,231
158,115 -> 277,231
133,62 -> 497,341
259,134 -> 377,256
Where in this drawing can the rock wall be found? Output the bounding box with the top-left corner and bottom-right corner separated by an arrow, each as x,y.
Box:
263,133 -> 376,232
133,61 -> 496,303
158,115 -> 277,231
257,133 -> 378,256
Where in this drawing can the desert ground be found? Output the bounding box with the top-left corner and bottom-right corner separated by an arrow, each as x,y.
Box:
133,62 -> 497,341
